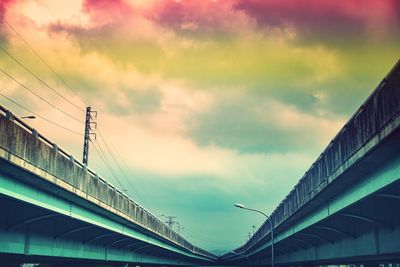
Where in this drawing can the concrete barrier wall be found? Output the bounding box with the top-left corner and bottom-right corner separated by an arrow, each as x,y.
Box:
0,111 -> 213,259
240,59 -> 400,252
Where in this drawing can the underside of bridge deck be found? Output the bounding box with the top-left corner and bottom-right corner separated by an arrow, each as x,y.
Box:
224,129 -> 400,267
226,179 -> 400,267
0,192 -> 198,266
252,180 -> 400,266
0,163 -> 211,266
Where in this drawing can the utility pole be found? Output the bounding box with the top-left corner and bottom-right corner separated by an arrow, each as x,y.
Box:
252,225 -> 256,235
82,107 -> 97,165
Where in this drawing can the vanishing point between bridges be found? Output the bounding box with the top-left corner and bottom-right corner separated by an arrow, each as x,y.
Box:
0,58 -> 400,266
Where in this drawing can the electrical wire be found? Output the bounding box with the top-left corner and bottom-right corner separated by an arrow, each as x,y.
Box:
3,20 -> 149,207
91,140 -> 126,190
91,142 -> 119,183
0,67 -> 84,124
96,128 -> 146,200
0,40 -> 137,198
0,46 -> 85,114
0,92 -> 83,136
4,19 -> 87,108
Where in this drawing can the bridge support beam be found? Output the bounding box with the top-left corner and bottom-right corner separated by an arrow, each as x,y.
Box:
0,175 -> 212,265
311,225 -> 355,239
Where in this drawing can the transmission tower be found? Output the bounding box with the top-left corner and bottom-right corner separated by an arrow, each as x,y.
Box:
164,216 -> 178,228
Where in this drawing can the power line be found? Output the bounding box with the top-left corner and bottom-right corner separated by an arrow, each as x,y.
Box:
91,140 -> 126,190
0,67 -> 84,124
93,138 -> 146,204
4,20 -> 87,108
0,50 -> 143,202
91,142 -> 119,183
5,22 -> 141,193
0,92 -> 83,136
96,128 -> 145,201
0,46 -> 85,113
116,149 -> 151,200
3,20 -> 149,206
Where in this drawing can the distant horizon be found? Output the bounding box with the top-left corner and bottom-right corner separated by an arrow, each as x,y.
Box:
1,0 -> 399,251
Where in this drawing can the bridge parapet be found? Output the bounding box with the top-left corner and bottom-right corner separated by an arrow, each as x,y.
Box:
237,59 -> 400,254
0,106 -> 214,259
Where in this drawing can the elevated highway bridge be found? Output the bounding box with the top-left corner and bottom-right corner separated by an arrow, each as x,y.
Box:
0,105 -> 215,265
222,60 -> 400,267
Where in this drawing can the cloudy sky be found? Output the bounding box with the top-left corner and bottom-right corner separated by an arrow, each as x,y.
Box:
0,0 -> 399,253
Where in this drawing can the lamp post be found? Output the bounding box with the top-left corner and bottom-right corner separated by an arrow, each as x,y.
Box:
234,203 -> 274,267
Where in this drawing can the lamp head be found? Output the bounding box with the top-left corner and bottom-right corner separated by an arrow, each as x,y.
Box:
21,115 -> 36,119
234,203 -> 245,209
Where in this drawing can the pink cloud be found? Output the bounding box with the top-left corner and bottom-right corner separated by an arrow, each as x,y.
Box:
77,0 -> 399,39
47,0 -> 135,44
0,0 -> 14,17
82,0 -> 133,26
0,0 -> 15,26
47,0 -> 248,51
56,0 -> 400,42
145,0 -> 244,35
234,0 -> 400,40
0,0 -> 16,44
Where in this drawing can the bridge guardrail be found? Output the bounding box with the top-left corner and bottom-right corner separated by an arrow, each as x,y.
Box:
0,104 -> 215,259
235,59 -> 400,254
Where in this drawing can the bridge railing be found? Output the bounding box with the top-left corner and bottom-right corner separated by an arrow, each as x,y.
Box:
236,59 -> 400,253
0,105 -> 215,259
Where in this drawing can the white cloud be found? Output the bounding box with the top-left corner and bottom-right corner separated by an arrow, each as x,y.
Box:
255,98 -> 346,149
15,0 -> 89,26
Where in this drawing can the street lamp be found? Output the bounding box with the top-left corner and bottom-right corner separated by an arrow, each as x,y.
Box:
21,115 -> 36,119
234,203 -> 274,267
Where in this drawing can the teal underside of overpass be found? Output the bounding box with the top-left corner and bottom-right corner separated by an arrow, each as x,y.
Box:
225,131 -> 400,266
0,161 -> 211,265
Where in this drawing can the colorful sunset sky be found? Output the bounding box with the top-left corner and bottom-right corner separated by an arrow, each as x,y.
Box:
0,0 -> 399,253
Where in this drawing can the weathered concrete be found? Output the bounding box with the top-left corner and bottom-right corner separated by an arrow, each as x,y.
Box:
0,110 -> 213,260
239,59 -> 400,252
222,60 -> 400,266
